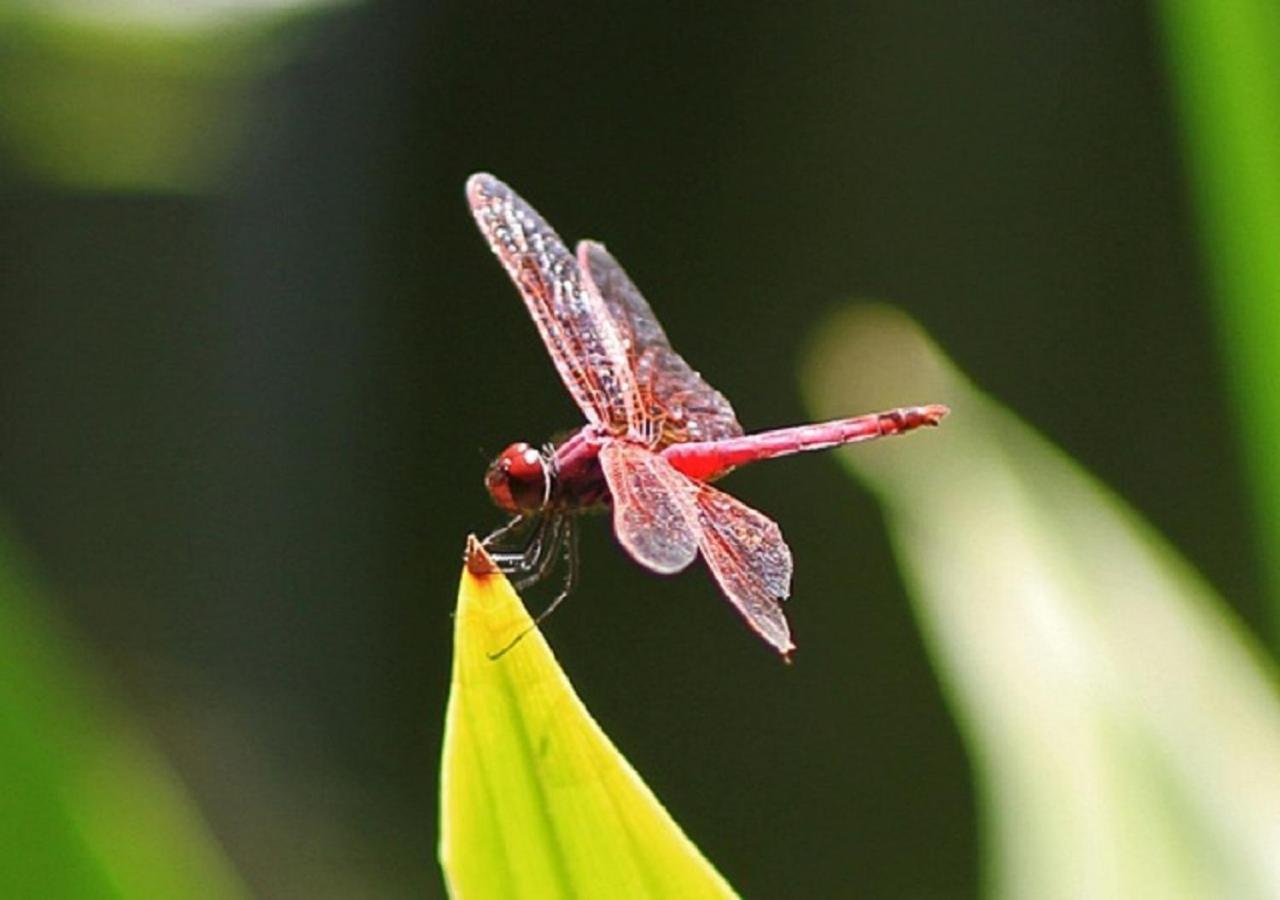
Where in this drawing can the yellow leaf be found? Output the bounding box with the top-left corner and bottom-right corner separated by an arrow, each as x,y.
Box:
439,537 -> 737,900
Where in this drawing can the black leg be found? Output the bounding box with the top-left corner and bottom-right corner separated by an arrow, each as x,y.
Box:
485,515 -> 553,580
487,519 -> 579,661
531,519 -> 578,627
512,515 -> 566,591
482,514 -> 527,547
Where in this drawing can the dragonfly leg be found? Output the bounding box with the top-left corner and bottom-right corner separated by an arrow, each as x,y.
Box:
488,520 -> 578,661
485,514 -> 564,590
482,514 -> 528,548
531,519 -> 578,627
483,514 -> 550,578
512,516 -> 566,591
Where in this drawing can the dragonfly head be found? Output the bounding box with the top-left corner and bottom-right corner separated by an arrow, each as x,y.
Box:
485,442 -> 551,513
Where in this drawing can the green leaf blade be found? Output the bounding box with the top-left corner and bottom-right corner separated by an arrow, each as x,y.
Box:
804,306 -> 1280,900
0,531 -> 247,899
439,541 -> 737,900
1157,0 -> 1280,634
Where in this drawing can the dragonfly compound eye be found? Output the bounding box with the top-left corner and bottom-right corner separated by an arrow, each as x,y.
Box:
485,442 -> 549,513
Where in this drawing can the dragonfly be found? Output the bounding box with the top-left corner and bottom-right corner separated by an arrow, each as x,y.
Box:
468,173 -> 947,657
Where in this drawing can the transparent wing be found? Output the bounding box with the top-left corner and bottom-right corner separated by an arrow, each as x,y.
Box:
690,480 -> 794,655
600,443 -> 699,575
578,240 -> 742,446
467,174 -> 639,432
603,441 -> 794,655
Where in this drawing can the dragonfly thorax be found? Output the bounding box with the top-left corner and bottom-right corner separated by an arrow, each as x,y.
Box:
486,442 -> 552,513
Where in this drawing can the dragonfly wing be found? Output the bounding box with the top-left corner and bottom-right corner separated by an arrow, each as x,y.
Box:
578,240 -> 743,446
600,443 -> 699,575
689,480 -> 794,655
604,442 -> 795,654
468,175 -> 640,432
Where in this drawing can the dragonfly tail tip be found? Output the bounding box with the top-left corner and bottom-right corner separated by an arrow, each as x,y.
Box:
923,404 -> 950,425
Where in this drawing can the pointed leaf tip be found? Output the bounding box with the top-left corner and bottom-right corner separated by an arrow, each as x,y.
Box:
440,537 -> 737,899
464,533 -> 498,576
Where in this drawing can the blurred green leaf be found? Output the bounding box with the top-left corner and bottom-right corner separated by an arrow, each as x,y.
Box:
439,539 -> 737,900
0,2 -> 345,192
0,528 -> 246,898
804,306 -> 1280,900
1158,1 -> 1280,635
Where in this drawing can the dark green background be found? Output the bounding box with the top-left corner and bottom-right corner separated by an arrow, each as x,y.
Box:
0,2 -> 1259,896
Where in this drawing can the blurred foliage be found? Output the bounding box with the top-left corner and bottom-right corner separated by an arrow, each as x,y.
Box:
1158,1 -> 1280,638
0,526 -> 245,898
0,0 -> 347,191
439,540 -> 736,900
805,307 -> 1280,900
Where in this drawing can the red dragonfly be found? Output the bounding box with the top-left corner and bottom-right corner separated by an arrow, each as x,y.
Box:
469,174 -> 947,657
